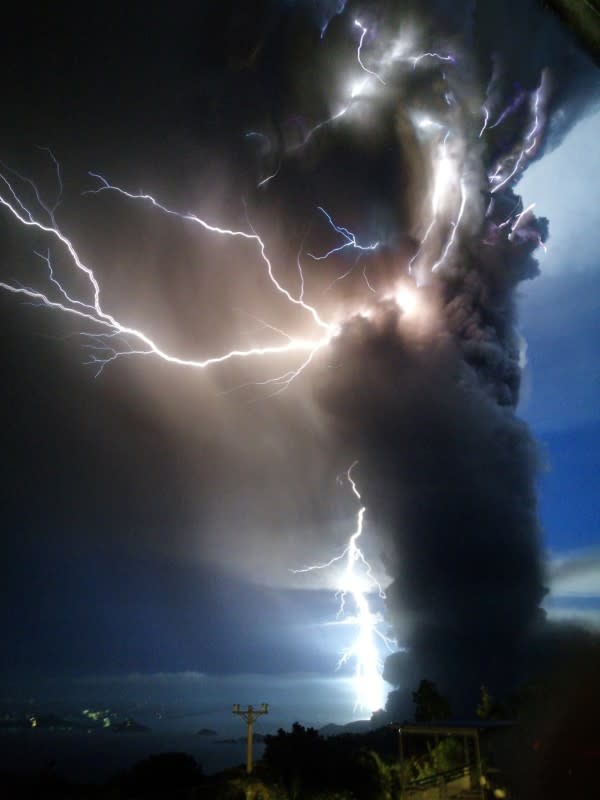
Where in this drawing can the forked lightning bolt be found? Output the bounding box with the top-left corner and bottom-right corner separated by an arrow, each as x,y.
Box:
309,206 -> 379,261
1,164 -> 398,706
489,77 -> 547,194
0,168 -> 338,381
354,20 -> 386,85
291,462 -> 396,712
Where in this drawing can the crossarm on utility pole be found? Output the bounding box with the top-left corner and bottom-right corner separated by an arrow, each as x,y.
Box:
232,703 -> 269,774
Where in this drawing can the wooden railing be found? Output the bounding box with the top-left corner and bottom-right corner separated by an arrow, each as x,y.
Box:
402,764 -> 476,799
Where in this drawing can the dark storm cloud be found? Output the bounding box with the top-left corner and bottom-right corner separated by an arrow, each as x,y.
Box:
469,0 -> 600,154
317,250 -> 546,711
267,0 -> 599,711
1,0 -> 598,702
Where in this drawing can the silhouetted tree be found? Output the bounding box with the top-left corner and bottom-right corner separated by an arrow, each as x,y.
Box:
412,680 -> 452,722
263,723 -> 326,797
350,750 -> 404,800
476,684 -> 507,720
263,723 -> 402,799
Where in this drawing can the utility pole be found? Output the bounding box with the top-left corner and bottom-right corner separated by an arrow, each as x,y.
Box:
232,703 -> 269,774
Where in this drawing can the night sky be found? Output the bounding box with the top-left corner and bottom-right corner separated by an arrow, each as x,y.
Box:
1,0 -> 599,735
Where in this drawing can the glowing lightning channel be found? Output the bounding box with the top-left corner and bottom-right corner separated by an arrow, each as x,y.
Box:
409,129 -> 469,277
431,178 -> 467,272
490,79 -> 546,194
0,168 -> 337,382
309,206 -> 379,261
319,0 -> 348,39
408,218 -> 435,277
354,20 -> 386,85
508,202 -> 536,237
257,162 -> 281,189
289,104 -> 354,152
285,16 -> 379,152
285,15 -> 388,152
479,105 -> 489,138
488,91 -> 526,131
409,52 -> 455,69
291,462 -> 395,713
265,22 -> 456,159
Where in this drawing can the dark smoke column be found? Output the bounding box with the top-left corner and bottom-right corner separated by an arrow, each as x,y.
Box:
309,0 -> 599,718
319,210 -> 546,712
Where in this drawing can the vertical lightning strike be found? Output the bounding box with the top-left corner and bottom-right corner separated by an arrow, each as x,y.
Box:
319,0 -> 348,39
489,78 -> 546,194
408,128 -> 450,276
488,90 -> 526,131
408,217 -> 435,276
479,105 -> 489,138
362,264 -> 377,293
354,20 -> 386,85
289,104 -> 355,152
257,162 -> 281,188
409,129 -> 469,277
508,202 -> 536,238
257,15 -> 456,161
431,178 -> 467,272
291,462 -> 394,713
287,14 -> 383,150
431,130 -> 452,216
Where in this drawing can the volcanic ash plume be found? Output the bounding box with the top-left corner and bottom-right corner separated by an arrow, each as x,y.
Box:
320,251 -> 546,711
310,0 -> 598,712
0,0 -> 598,716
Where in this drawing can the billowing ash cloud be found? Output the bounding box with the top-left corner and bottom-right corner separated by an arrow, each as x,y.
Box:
319,235 -> 547,711
0,0 -> 597,712
268,0 -> 598,711
183,0 -> 598,710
